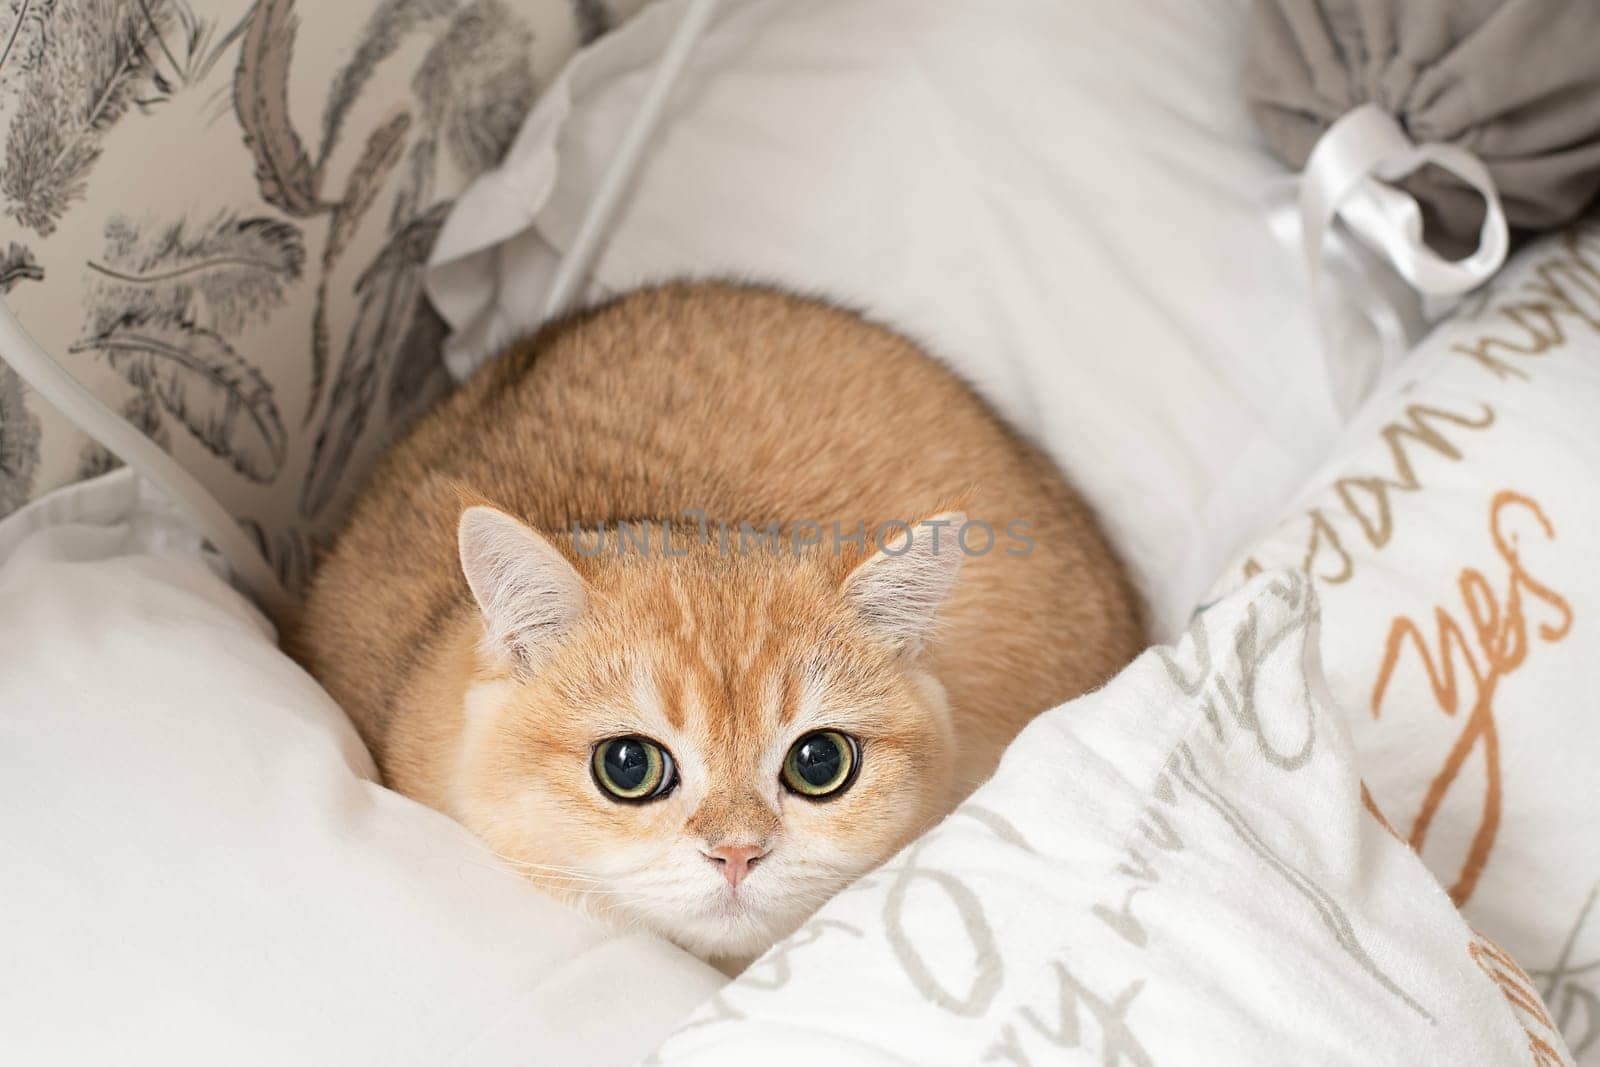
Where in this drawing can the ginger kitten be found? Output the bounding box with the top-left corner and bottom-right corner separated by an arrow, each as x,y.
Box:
293,282 -> 1143,961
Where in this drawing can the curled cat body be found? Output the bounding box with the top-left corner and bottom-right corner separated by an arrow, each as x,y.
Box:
293,282 -> 1143,963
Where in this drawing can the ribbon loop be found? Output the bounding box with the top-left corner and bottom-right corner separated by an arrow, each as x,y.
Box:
1298,104 -> 1509,415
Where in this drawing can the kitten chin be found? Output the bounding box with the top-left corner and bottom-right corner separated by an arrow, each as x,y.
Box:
294,281 -> 1145,962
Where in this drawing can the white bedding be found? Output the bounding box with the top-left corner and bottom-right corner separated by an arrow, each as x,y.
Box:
428,0 -> 1386,639
648,573 -> 1568,1064
0,472 -> 721,1066
4,1 -> 1583,1061
1213,225 -> 1600,1062
2,474 -> 1570,1065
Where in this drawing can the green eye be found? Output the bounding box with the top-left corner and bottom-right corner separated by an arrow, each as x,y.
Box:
781,730 -> 859,799
592,737 -> 677,802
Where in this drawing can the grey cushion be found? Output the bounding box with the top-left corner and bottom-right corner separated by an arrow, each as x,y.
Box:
1247,0 -> 1600,251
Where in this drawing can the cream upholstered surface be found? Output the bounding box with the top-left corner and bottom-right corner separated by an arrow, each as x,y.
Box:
0,0 -> 643,588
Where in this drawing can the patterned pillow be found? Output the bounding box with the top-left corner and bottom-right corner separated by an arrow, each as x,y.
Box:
646,572 -> 1569,1064
0,0 -> 642,588
1210,223 -> 1600,1062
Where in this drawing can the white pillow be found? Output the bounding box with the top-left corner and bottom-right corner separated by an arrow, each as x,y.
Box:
0,473 -> 721,1066
428,0 -> 1368,639
645,572 -> 1571,1065
1210,224 -> 1600,1062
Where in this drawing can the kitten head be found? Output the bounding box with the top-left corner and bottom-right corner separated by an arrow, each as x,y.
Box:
449,506 -> 964,961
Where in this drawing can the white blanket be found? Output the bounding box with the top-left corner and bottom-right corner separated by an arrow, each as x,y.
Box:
648,573 -> 1571,1064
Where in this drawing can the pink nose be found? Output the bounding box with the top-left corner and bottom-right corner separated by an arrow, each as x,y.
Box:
703,844 -> 768,888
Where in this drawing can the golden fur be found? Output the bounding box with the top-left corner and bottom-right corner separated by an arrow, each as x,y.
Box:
293,282 -> 1142,960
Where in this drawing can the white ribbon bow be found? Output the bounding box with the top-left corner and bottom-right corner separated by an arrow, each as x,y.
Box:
1299,104 -> 1510,415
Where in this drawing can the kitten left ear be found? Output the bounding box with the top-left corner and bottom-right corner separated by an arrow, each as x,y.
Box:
842,512 -> 965,655
458,506 -> 587,670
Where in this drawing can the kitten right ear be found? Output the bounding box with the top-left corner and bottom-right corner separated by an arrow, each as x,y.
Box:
842,512 -> 965,656
458,506 -> 586,670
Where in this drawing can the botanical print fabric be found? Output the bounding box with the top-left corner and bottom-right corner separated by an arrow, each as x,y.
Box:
0,0 -> 642,587
1211,224 -> 1600,1061
650,572 -> 1570,1065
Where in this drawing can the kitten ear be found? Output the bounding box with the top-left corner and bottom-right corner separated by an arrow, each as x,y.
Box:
458,506 -> 586,669
842,512 -> 965,655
